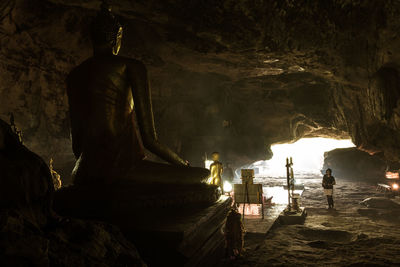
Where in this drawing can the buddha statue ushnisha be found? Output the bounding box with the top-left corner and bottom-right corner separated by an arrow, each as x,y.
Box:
66,1 -> 209,186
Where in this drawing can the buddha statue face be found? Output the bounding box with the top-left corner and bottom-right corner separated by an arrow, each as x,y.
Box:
211,152 -> 220,161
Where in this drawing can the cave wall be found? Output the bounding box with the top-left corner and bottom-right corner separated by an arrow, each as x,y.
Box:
322,147 -> 386,181
0,0 -> 91,181
1,0 -> 400,182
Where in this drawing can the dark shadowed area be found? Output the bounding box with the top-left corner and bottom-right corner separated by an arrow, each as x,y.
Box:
1,0 -> 400,266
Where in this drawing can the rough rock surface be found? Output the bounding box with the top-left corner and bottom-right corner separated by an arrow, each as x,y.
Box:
0,118 -> 53,228
359,197 -> 400,209
1,0 -> 400,181
0,210 -> 145,267
0,118 -> 145,267
322,147 -> 386,180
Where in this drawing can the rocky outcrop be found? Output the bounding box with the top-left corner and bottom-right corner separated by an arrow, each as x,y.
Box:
1,0 -> 400,181
322,147 -> 386,180
0,118 -> 53,228
0,210 -> 145,267
0,119 -> 145,266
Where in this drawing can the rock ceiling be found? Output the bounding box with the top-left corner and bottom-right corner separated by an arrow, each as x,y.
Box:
1,0 -> 400,175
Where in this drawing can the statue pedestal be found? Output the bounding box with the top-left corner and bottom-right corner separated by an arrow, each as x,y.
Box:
278,207 -> 307,225
54,184 -> 231,266
124,196 -> 232,266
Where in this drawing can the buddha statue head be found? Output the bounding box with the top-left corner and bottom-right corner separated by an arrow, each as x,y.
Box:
91,1 -> 123,55
211,152 -> 220,162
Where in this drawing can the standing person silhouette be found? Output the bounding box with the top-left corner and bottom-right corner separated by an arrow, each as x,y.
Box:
322,168 -> 336,209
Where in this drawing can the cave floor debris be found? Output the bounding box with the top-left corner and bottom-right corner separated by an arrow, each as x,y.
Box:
225,179 -> 400,266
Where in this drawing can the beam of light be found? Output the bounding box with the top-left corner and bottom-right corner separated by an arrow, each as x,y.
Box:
392,183 -> 399,190
204,160 -> 213,170
263,186 -> 303,205
249,138 -> 355,178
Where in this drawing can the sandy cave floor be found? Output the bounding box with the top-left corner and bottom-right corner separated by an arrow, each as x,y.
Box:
226,178 -> 400,267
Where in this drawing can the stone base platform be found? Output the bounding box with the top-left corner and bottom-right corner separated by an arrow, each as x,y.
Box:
277,207 -> 307,225
124,196 -> 232,266
54,183 -> 220,215
54,184 -> 231,266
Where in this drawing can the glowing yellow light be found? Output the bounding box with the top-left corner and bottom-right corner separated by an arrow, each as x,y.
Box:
250,138 -> 355,177
223,181 -> 233,192
392,183 -> 399,190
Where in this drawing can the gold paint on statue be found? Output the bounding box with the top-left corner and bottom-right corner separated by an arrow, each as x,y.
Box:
49,158 -> 62,190
112,26 -> 122,55
209,152 -> 223,188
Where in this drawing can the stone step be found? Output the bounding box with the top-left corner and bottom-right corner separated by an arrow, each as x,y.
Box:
118,196 -> 232,266
54,185 -> 232,267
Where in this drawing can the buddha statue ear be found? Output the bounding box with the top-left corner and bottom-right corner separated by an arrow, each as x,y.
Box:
112,26 -> 123,55
91,0 -> 122,49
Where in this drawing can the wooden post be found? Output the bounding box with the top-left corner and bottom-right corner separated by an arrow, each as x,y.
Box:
286,157 -> 291,211
242,181 -> 250,220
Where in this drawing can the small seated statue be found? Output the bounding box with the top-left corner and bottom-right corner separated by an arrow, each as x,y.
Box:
209,152 -> 223,189
66,2 -> 209,187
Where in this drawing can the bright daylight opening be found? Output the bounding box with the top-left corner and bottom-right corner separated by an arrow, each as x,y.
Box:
234,138 -> 356,206
247,137 -> 355,178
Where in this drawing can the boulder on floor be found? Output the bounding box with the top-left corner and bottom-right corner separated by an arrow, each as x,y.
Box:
322,147 -> 386,180
359,197 -> 400,209
0,118 -> 53,228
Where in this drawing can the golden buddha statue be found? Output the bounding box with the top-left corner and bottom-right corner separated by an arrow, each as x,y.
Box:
66,2 -> 209,185
209,152 -> 223,188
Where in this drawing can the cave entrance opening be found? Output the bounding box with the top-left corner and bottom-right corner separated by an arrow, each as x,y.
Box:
236,137 -> 355,205
248,137 -> 355,178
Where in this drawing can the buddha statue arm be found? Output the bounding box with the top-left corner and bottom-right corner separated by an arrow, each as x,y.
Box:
128,61 -> 188,166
